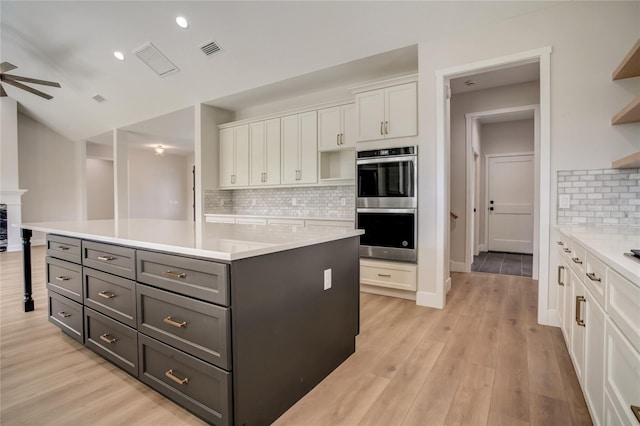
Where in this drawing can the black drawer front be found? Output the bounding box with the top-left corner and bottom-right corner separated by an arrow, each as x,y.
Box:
46,257 -> 83,303
85,308 -> 138,376
48,290 -> 83,343
84,267 -> 136,328
137,284 -> 230,370
47,235 -> 81,264
138,334 -> 231,426
83,240 -> 136,280
137,250 -> 229,306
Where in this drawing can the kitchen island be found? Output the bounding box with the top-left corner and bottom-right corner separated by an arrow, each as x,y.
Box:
20,219 -> 363,426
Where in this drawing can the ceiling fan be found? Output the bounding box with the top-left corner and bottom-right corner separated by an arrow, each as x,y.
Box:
0,62 -> 61,100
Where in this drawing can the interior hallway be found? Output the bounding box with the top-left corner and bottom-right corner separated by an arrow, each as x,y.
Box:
0,247 -> 590,425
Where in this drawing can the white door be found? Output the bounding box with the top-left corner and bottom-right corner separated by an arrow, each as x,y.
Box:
263,118 -> 281,185
487,154 -> 534,253
341,103 -> 356,148
234,125 -> 249,186
297,110 -> 317,184
219,127 -> 235,187
385,82 -> 417,139
355,88 -> 385,142
281,114 -> 299,184
318,106 -> 341,151
249,121 -> 266,186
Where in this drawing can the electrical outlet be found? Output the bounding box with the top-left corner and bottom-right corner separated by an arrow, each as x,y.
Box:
559,194 -> 570,209
219,199 -> 225,207
292,198 -> 297,206
251,198 -> 256,206
323,269 -> 332,290
340,197 -> 346,206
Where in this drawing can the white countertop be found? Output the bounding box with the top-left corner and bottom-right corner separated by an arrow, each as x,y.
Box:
558,226 -> 640,286
204,214 -> 355,222
21,219 -> 363,261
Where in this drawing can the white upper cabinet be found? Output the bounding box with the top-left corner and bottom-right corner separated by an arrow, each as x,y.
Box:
318,103 -> 355,151
250,118 -> 281,186
355,81 -> 417,142
281,111 -> 317,185
219,124 -> 249,188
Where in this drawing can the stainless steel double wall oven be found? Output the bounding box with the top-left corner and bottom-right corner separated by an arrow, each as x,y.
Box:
356,146 -> 417,263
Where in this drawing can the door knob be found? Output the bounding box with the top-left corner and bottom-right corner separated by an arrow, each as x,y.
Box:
489,207 -> 494,211
490,200 -> 494,204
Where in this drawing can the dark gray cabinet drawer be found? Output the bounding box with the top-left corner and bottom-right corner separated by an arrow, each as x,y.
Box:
85,308 -> 138,376
83,240 -> 136,280
138,334 -> 231,426
48,290 -> 83,344
46,256 -> 83,303
84,267 -> 137,328
47,234 -> 81,264
137,284 -> 230,370
137,250 -> 229,306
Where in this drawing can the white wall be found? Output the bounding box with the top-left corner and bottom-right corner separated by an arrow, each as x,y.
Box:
478,119 -> 535,248
417,1 -> 640,309
128,148 -> 190,220
86,158 -> 114,220
18,112 -> 80,224
450,83 -> 539,264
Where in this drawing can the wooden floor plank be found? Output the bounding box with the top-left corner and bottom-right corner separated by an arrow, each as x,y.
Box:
0,248 -> 591,426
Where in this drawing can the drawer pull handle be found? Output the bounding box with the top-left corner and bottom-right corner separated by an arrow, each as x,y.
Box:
575,296 -> 586,327
377,273 -> 392,278
57,311 -> 71,318
563,248 -> 571,253
57,246 -> 70,251
97,255 -> 115,261
585,272 -> 601,282
98,291 -> 116,299
99,334 -> 117,344
572,257 -> 583,265
163,316 -> 187,328
631,405 -> 640,423
163,270 -> 187,279
557,266 -> 565,286
165,369 -> 189,385
556,241 -> 564,246
55,276 -> 70,281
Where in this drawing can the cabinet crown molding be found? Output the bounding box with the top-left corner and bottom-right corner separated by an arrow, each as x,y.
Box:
349,73 -> 418,94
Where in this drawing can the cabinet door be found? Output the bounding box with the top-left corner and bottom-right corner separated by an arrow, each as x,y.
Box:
385,82 -> 417,139
570,271 -> 586,383
356,88 -> 385,142
219,127 -> 235,188
341,103 -> 356,148
318,106 -> 342,151
264,118 -> 281,185
584,289 -> 605,426
249,121 -> 266,186
563,259 -> 574,344
297,110 -> 317,184
234,125 -> 249,186
605,319 -> 640,426
281,114 -> 299,184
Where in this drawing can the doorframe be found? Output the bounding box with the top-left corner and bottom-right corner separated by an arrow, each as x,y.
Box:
484,152 -> 535,265
434,46 -> 553,326
464,104 -> 539,275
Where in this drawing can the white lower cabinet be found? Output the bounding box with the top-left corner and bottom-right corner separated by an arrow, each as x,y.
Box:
556,229 -> 640,426
360,259 -> 417,292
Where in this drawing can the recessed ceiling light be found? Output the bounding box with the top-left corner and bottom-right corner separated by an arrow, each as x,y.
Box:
176,16 -> 188,29
113,51 -> 125,61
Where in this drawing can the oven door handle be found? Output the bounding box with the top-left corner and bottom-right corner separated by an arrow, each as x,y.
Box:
356,156 -> 417,165
357,208 -> 417,214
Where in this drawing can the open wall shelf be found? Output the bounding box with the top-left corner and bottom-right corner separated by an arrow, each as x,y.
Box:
612,38 -> 640,126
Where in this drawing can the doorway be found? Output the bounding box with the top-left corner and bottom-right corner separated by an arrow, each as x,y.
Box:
434,46 -> 553,325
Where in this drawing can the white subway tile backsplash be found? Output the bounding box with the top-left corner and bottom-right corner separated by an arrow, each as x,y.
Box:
557,168 -> 639,226
204,186 -> 355,219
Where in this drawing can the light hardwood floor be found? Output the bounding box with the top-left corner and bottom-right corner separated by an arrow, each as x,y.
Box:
0,247 -> 591,425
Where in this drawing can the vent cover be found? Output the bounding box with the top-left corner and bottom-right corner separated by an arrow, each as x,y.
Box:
134,42 -> 180,77
200,40 -> 222,56
92,94 -> 106,103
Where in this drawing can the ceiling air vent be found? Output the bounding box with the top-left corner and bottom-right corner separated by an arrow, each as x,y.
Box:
92,94 -> 106,103
200,40 -> 222,56
134,42 -> 180,77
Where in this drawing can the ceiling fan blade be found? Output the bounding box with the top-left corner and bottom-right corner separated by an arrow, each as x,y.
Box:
0,83 -> 7,97
0,62 -> 17,73
0,77 -> 53,100
2,73 -> 61,88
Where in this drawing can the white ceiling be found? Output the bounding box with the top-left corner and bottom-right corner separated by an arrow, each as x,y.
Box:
450,62 -> 540,95
1,1 -> 559,147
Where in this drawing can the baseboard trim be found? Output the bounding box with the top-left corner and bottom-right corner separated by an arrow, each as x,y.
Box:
540,308 -> 560,327
450,261 -> 470,273
479,244 -> 487,252
445,277 -> 452,294
416,290 -> 444,309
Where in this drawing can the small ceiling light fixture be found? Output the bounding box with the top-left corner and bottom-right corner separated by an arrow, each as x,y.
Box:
464,80 -> 476,86
154,145 -> 165,156
113,51 -> 125,61
176,16 -> 188,29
